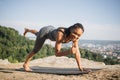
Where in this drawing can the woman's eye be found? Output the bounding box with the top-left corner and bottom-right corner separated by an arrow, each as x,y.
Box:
73,32 -> 80,37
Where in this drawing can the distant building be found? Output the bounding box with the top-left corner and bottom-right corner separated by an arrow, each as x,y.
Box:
117,54 -> 120,60
102,54 -> 107,59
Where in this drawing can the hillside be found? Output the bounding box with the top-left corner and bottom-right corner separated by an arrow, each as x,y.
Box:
0,25 -> 35,63
0,56 -> 120,80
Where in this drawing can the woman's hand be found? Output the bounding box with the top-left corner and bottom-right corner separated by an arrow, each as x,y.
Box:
71,46 -> 84,71
79,66 -> 83,71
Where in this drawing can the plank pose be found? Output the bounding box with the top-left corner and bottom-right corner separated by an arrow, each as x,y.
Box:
23,23 -> 84,71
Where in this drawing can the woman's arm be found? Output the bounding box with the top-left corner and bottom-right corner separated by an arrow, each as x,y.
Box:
55,29 -> 83,71
55,42 -> 72,56
72,40 -> 83,71
55,30 -> 72,56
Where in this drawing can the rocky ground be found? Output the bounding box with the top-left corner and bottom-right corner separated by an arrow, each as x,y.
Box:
0,56 -> 120,80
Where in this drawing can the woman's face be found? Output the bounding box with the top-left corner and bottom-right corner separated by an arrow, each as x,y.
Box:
69,27 -> 83,41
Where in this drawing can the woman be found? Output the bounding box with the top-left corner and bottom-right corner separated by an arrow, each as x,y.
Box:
23,23 -> 84,71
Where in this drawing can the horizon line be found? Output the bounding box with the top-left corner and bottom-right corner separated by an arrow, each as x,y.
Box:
26,36 -> 120,42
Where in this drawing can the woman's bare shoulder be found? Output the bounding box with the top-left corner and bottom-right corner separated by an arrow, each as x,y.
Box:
56,28 -> 65,43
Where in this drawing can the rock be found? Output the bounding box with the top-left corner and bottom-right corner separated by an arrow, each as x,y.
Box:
0,59 -> 10,64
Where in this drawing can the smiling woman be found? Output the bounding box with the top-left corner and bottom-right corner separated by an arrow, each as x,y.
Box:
23,23 -> 85,72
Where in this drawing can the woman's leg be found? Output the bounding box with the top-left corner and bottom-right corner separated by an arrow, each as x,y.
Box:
23,51 -> 35,71
23,35 -> 47,71
23,28 -> 38,36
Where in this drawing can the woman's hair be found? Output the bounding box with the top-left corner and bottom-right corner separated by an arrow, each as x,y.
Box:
65,23 -> 84,37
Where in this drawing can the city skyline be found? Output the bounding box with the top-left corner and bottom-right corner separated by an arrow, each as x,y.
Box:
0,0 -> 120,40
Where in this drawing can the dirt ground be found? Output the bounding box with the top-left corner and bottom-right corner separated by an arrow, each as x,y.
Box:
0,56 -> 120,80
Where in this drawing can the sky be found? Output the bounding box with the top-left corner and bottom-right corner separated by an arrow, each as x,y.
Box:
0,0 -> 120,41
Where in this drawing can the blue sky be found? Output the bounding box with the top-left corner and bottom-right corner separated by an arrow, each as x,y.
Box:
0,0 -> 120,40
